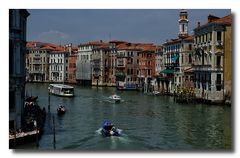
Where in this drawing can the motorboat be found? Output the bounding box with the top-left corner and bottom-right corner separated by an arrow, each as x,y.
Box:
101,121 -> 120,137
57,105 -> 66,115
109,94 -> 121,103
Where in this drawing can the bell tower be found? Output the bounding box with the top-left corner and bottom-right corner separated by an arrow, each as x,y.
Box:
178,9 -> 188,38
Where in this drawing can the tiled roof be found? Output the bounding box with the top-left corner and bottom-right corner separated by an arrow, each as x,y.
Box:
195,14 -> 232,30
79,41 -> 105,47
27,41 -> 71,53
183,35 -> 194,41
94,43 -> 111,49
212,15 -> 232,25
164,35 -> 193,45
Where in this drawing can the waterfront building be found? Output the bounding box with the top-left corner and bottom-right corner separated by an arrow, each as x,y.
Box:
49,46 -> 69,83
91,42 -> 117,86
9,9 -> 30,130
155,46 -> 164,91
26,42 -> 52,82
115,41 -> 140,87
160,9 -> 194,94
76,41 -> 103,85
68,45 -> 78,84
137,43 -> 156,91
193,14 -> 232,103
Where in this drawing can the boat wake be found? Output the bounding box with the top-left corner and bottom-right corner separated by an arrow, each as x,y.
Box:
96,128 -> 123,136
95,128 -> 131,147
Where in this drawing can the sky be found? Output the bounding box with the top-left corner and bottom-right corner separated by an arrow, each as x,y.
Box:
27,9 -> 231,46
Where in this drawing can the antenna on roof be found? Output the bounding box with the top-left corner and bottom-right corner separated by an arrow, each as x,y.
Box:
109,33 -> 112,41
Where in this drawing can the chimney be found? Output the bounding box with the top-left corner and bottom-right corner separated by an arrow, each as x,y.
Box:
208,15 -> 220,23
197,22 -> 200,28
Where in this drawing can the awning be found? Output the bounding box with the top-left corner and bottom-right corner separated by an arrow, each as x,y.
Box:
171,54 -> 179,62
160,69 -> 175,74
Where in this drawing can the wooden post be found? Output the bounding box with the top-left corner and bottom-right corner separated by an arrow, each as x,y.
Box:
13,119 -> 16,149
35,120 -> 39,148
97,79 -> 99,88
48,92 -> 50,112
53,115 -> 56,149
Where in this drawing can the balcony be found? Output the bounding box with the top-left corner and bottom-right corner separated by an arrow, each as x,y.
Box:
216,40 -> 223,48
32,61 -> 42,64
92,63 -> 100,68
192,64 -> 212,71
116,54 -> 126,58
116,64 -> 125,68
202,42 -> 207,48
116,59 -> 126,68
29,70 -> 44,74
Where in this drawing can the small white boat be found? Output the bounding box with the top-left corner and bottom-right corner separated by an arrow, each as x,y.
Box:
109,94 -> 121,103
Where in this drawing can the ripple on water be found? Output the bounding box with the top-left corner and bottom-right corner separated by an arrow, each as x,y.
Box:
24,83 -> 232,150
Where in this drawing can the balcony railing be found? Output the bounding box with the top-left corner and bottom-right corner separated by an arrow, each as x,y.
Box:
216,40 -> 223,47
29,70 -> 44,74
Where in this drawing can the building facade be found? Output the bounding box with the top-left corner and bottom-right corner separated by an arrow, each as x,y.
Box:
76,41 -> 103,85
160,10 -> 194,94
49,50 -> 69,83
116,42 -> 140,85
26,42 -> 51,82
9,9 -> 30,130
138,44 -> 156,91
155,46 -> 164,91
68,47 -> 78,84
193,14 -> 232,103
91,43 -> 117,86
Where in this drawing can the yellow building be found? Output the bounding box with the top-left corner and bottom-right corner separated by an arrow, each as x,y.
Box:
193,14 -> 232,103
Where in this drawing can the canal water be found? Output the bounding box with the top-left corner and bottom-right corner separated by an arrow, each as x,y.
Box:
21,83 -> 232,150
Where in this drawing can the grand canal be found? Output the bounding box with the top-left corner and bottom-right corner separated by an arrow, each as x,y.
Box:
20,83 -> 232,150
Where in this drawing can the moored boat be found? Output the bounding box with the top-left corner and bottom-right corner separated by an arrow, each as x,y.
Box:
152,91 -> 160,95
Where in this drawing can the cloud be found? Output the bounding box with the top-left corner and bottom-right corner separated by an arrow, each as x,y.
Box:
37,30 -> 70,43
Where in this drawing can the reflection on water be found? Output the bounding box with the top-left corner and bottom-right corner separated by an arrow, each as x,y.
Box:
18,83 -> 232,150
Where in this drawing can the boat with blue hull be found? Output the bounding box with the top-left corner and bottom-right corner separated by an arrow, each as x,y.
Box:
100,121 -> 120,137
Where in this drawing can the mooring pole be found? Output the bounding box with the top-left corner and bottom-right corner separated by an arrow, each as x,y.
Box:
13,117 -> 16,149
35,120 -> 39,148
53,115 -> 56,149
48,92 -> 50,112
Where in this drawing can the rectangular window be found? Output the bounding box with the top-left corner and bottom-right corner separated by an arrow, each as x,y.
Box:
216,56 -> 221,66
189,54 -> 192,63
148,69 -> 151,76
217,31 -> 222,41
216,74 -> 222,91
189,44 -> 192,50
9,40 -> 14,75
9,91 -> 15,109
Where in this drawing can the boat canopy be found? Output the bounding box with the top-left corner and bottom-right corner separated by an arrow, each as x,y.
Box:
49,84 -> 74,89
